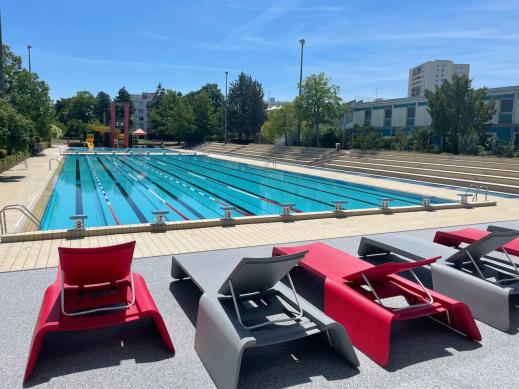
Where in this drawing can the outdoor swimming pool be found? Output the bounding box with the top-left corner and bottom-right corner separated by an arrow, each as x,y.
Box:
41,154 -> 452,230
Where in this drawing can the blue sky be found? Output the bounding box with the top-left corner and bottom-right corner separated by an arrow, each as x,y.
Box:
2,0 -> 519,102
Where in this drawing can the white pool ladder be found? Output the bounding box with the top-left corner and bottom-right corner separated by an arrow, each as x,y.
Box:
0,204 -> 42,235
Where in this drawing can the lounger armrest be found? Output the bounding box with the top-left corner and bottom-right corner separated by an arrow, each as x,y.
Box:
344,256 -> 441,283
431,263 -> 512,331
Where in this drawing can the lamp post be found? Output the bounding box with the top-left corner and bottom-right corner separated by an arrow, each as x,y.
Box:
27,44 -> 32,74
296,38 -> 305,145
0,11 -> 4,97
224,71 -> 228,144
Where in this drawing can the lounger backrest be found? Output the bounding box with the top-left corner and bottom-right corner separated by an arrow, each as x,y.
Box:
446,230 -> 519,264
58,241 -> 136,286
217,250 -> 308,295
487,225 -> 518,234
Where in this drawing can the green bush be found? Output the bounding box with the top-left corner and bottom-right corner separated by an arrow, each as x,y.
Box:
475,145 -> 488,156
0,149 -> 7,158
495,143 -> 515,158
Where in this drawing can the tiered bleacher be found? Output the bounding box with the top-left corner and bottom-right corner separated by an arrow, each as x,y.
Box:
195,142 -> 519,194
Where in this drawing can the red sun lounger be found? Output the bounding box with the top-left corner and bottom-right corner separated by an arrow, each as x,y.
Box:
434,226 -> 519,257
24,241 -> 174,381
273,242 -> 481,367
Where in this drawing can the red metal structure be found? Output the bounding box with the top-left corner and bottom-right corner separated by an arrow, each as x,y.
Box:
24,241 -> 174,381
273,242 -> 481,367
109,102 -> 130,148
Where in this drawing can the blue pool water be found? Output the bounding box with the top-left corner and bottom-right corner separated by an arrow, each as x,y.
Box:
41,154 -> 453,230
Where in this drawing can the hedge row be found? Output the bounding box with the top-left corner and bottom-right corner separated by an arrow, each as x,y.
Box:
0,151 -> 30,171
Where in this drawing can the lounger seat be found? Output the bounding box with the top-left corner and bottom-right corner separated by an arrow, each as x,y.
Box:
171,251 -> 359,389
273,242 -> 481,367
358,230 -> 519,331
24,242 -> 174,381
434,226 -> 519,257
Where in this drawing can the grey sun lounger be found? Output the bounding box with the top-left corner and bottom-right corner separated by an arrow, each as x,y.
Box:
358,230 -> 519,331
171,251 -> 359,389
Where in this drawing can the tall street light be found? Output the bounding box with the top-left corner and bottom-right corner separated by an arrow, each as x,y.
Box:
224,71 -> 228,144
296,38 -> 305,145
0,11 -> 4,97
27,44 -> 32,74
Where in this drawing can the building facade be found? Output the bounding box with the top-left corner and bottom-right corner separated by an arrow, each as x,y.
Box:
130,92 -> 155,131
346,85 -> 519,142
408,60 -> 470,97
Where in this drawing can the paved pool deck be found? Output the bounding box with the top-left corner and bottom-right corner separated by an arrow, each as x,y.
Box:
0,149 -> 518,272
2,221 -> 518,388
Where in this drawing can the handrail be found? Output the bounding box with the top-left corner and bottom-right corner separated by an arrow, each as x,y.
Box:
265,159 -> 277,169
49,158 -> 63,171
0,204 -> 41,235
478,185 -> 489,201
466,184 -> 479,201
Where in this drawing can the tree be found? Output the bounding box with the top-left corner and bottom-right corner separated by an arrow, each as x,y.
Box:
198,83 -> 224,135
185,83 -> 225,141
114,86 -> 134,126
227,72 -> 266,141
426,75 -> 495,154
2,45 -> 54,141
55,91 -> 97,138
0,98 -> 34,153
295,73 -> 342,147
149,89 -> 195,141
260,103 -> 296,145
95,91 -> 111,124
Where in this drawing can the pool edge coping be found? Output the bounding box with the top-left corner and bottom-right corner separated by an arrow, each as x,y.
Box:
0,200 -> 497,243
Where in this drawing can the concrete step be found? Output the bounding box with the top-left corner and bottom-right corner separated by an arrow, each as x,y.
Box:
325,160 -> 519,187
344,150 -> 519,169
321,162 -> 519,194
330,156 -> 519,179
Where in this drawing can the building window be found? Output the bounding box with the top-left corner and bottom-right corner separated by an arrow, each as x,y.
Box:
406,106 -> 416,126
384,108 -> 392,127
364,110 -> 371,126
142,95 -> 147,100
499,98 -> 514,124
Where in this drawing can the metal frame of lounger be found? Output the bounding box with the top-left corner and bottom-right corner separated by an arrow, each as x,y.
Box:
171,251 -> 359,389
358,230 -> 519,331
227,271 -> 303,330
60,267 -> 136,317
360,269 -> 435,312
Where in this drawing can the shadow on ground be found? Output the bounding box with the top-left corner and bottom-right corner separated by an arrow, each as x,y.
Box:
169,276 -> 360,389
239,333 -> 359,388
0,175 -> 25,182
23,318 -> 174,387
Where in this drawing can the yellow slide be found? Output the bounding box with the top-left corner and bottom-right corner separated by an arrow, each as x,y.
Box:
86,134 -> 94,150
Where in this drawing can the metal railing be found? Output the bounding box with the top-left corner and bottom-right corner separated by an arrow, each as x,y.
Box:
49,158 -> 63,171
265,159 -> 277,169
477,185 -> 489,201
466,184 -> 489,202
0,204 -> 42,235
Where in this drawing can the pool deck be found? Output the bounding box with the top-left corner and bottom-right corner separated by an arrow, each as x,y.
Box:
2,221 -> 519,388
0,149 -> 518,272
